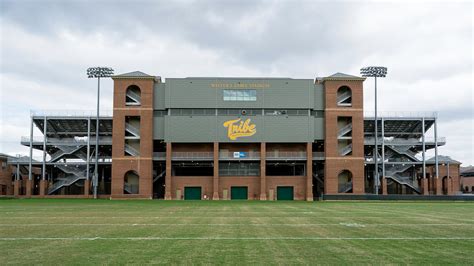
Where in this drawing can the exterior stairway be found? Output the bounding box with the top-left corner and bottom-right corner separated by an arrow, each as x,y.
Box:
388,145 -> 418,162
337,90 -> 351,105
339,143 -> 353,156
338,123 -> 352,138
312,173 -> 324,186
124,144 -> 140,156
125,123 -> 140,138
386,174 -> 421,194
49,145 -> 86,162
124,183 -> 139,194
338,180 -> 353,193
48,165 -> 88,194
153,170 -> 166,183
126,90 -> 141,104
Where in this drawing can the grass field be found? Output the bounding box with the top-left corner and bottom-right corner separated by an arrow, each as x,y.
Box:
0,199 -> 473,265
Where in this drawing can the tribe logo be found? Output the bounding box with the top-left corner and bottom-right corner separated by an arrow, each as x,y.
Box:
223,118 -> 256,140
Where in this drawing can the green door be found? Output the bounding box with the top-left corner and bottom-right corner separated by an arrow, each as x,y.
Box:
184,187 -> 201,200
231,186 -> 248,200
277,186 -> 294,200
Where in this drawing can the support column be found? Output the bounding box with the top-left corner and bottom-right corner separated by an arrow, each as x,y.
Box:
447,162 -> 452,195
422,178 -> 429,195
40,116 -> 47,196
42,117 -> 47,180
25,179 -> 32,197
212,142 -> 219,200
382,177 -> 388,195
381,118 -> 385,180
434,117 -> 439,194
421,117 -> 427,195
15,163 -> 20,196
165,142 -> 172,200
259,143 -> 267,200
27,116 -> 33,196
14,180 -> 20,196
84,179 -> 90,197
86,117 -> 91,185
448,177 -> 453,195
39,180 -> 47,196
435,177 -> 442,195
306,142 -> 313,201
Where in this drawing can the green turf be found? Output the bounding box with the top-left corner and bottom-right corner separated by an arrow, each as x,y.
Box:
0,199 -> 473,265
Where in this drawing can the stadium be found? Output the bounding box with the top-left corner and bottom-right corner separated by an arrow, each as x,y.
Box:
1,70 -> 463,200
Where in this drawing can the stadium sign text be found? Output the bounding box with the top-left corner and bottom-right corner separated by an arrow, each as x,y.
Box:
223,118 -> 256,140
210,83 -> 270,88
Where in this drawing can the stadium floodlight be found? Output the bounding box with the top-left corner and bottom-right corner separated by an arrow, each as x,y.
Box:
360,66 -> 387,195
87,67 -> 114,199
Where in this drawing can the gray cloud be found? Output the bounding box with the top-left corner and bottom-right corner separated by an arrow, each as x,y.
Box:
0,0 -> 472,164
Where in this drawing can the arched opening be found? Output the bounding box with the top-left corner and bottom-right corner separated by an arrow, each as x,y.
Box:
338,170 -> 353,193
442,176 -> 448,195
124,170 -> 139,194
125,85 -> 141,106
337,86 -> 352,106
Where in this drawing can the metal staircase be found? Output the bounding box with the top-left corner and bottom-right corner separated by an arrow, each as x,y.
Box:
385,164 -> 412,176
49,145 -> 86,162
386,174 -> 421,194
153,170 -> 166,183
312,173 -> 324,186
125,123 -> 140,138
337,90 -> 351,105
339,143 -> 353,156
126,89 -> 141,104
388,145 -> 418,161
125,144 -> 140,156
338,123 -> 352,138
338,180 -> 353,193
48,165 -> 88,194
124,183 -> 138,194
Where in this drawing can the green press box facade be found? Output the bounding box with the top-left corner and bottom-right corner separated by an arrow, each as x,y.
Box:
153,78 -> 325,143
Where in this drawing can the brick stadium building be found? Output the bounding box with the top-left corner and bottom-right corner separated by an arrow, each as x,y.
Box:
5,71 -> 463,200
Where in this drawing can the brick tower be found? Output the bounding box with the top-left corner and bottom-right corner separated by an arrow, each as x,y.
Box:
111,71 -> 155,199
324,73 -> 366,195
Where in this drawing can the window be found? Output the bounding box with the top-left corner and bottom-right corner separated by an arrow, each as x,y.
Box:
223,89 -> 256,101
338,170 -> 353,193
219,162 -> 260,176
170,109 -> 215,116
337,86 -> 352,106
125,85 -> 141,106
218,109 -> 261,116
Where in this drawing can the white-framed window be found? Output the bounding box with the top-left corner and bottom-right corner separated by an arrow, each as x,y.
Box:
223,89 -> 256,101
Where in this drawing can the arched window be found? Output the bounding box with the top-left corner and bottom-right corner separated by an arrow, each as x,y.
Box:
337,86 -> 352,106
338,170 -> 353,193
125,85 -> 141,106
124,170 -> 139,194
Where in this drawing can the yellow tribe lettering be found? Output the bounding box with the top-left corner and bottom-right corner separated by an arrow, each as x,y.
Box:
223,118 -> 256,140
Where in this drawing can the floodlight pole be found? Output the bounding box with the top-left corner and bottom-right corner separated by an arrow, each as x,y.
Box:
361,66 -> 387,195
87,67 -> 114,199
94,76 -> 100,199
374,76 -> 378,194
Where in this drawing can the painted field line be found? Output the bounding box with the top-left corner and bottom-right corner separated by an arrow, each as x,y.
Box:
0,237 -> 473,241
0,216 -> 425,219
0,223 -> 472,227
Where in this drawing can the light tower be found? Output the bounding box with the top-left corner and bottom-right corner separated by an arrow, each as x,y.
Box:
87,67 -> 114,199
360,66 -> 387,194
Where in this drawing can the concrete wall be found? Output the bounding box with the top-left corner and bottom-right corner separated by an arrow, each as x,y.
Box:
163,78 -> 317,109
163,115 -> 316,142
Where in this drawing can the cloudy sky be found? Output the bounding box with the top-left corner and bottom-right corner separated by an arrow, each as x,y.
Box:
0,0 -> 472,165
